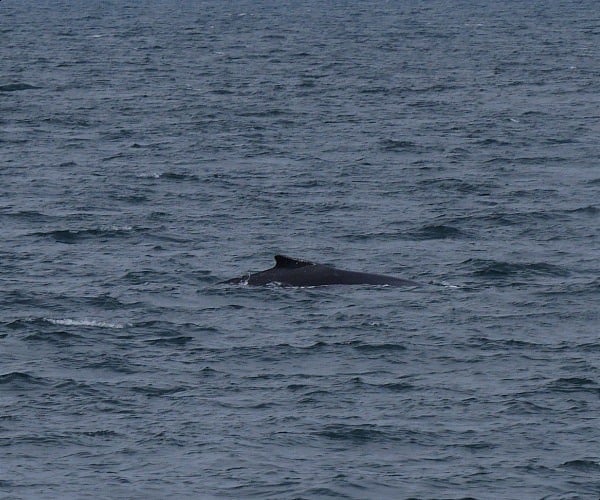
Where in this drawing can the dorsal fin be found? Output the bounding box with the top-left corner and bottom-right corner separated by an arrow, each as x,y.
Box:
274,255 -> 314,269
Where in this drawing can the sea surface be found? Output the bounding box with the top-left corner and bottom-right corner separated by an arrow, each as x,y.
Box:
1,1 -> 599,498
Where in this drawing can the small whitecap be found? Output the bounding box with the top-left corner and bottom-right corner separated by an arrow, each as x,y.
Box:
44,318 -> 126,329
439,281 -> 460,289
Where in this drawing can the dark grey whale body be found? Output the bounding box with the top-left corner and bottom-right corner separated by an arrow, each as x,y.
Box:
222,255 -> 419,287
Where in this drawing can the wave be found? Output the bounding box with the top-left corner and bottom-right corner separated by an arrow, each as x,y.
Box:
7,315 -> 129,333
145,336 -> 194,346
560,459 -> 600,472
348,341 -> 407,352
338,224 -> 470,241
44,318 -> 126,329
317,423 -> 388,442
462,259 -> 569,278
418,177 -> 493,194
32,226 -> 136,244
157,172 -> 200,181
0,210 -> 57,222
135,169 -> 204,182
568,205 -> 599,215
409,224 -> 470,240
0,371 -> 48,388
379,138 -> 422,152
0,83 -> 40,92
547,377 -> 599,394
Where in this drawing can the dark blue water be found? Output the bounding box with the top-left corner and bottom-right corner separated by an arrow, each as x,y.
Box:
2,1 -> 599,498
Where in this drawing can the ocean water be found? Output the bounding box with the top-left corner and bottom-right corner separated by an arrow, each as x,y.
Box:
1,1 -> 599,498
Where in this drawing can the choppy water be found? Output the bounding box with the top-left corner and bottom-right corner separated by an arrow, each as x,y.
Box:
2,1 -> 600,498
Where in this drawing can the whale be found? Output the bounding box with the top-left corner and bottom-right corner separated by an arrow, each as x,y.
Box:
221,255 -> 420,287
